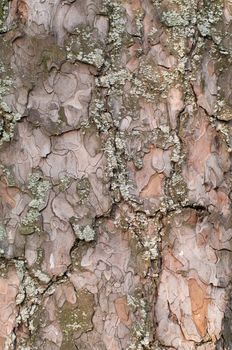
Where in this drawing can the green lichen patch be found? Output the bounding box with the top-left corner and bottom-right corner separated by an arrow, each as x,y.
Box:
20,173 -> 51,235
59,289 -> 94,350
103,0 -> 127,56
72,223 -> 95,242
168,171 -> 188,204
0,0 -> 9,33
0,164 -> 15,186
58,174 -> 74,191
157,0 -> 223,37
127,292 -> 153,350
158,0 -> 197,28
155,0 -> 224,75
20,210 -> 40,235
65,28 -> 106,69
27,173 -> 51,208
130,213 -> 162,265
0,223 -> 6,240
76,177 -> 91,202
0,260 -> 9,278
70,47 -> 105,69
133,59 -> 180,100
0,39 -> 22,147
0,101 -> 21,146
197,0 -> 223,39
89,92 -> 113,132
96,68 -> 132,94
14,261 -> 50,343
96,60 -> 180,104
103,131 -> 133,202
33,269 -> 50,284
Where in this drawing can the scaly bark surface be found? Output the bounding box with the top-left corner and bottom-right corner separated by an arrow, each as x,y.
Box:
0,0 -> 231,349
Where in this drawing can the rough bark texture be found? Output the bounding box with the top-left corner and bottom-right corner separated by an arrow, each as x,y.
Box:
0,0 -> 231,349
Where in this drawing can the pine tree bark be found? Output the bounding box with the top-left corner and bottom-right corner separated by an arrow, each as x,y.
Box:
0,0 -> 231,349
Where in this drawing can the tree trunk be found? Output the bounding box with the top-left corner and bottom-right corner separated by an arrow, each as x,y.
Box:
0,0 -> 231,349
